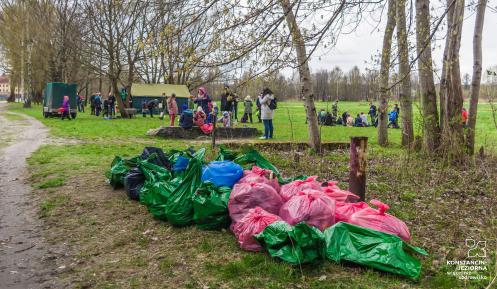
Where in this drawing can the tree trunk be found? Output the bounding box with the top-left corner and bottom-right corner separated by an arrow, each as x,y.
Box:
280,0 -> 321,151
396,0 -> 414,147
378,0 -> 396,147
466,0 -> 487,155
439,0 -> 455,134
444,0 -> 465,162
415,0 -> 441,152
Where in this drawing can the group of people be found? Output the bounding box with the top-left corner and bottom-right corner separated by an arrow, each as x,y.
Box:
154,85 -> 276,139
317,101 -> 401,129
87,92 -> 116,119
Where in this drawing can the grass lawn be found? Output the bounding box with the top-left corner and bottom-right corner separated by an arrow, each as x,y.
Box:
7,101 -> 497,289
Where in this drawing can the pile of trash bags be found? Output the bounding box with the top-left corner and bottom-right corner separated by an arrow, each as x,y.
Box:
107,145 -> 427,279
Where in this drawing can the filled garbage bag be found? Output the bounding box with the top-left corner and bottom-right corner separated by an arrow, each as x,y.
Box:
107,156 -> 140,189
279,190 -> 336,231
335,201 -> 369,223
200,123 -> 213,134
215,146 -> 238,161
172,156 -> 190,172
232,207 -> 281,251
228,182 -> 283,226
233,149 -> 283,182
165,148 -> 206,227
139,160 -> 172,183
124,168 -> 145,201
140,181 -> 177,220
323,222 -> 427,279
192,182 -> 232,230
254,221 -> 325,265
322,186 -> 360,203
201,161 -> 243,188
237,166 -> 280,192
348,200 -> 411,241
140,147 -> 172,169
279,176 -> 322,201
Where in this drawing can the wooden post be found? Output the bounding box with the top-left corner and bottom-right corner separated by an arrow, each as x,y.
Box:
211,112 -> 217,149
349,136 -> 368,201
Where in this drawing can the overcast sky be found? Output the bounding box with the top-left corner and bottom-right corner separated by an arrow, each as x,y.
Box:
307,5 -> 497,82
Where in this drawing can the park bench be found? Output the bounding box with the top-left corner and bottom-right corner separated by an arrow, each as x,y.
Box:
123,108 -> 137,118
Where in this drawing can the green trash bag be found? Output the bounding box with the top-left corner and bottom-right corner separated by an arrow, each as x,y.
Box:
254,221 -> 325,265
165,148 -> 206,227
107,155 -> 140,189
139,181 -> 175,220
215,146 -> 239,161
192,182 -> 232,230
322,222 -> 428,279
139,159 -> 172,183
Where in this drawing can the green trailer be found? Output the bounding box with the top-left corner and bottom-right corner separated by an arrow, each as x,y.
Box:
43,82 -> 78,118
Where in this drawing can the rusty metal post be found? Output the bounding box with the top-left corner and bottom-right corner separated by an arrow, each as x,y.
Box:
349,136 -> 368,201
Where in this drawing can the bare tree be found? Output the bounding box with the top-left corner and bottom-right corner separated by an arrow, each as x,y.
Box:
378,0 -> 396,146
415,0 -> 441,152
396,0 -> 413,147
466,0 -> 487,155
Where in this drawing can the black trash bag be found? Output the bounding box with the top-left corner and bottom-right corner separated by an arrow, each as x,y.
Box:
124,168 -> 146,201
140,147 -> 172,169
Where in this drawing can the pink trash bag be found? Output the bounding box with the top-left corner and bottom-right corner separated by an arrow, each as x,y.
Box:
228,182 -> 283,226
279,189 -> 336,231
348,199 -> 411,241
237,166 -> 280,192
322,186 -> 360,203
279,176 -> 322,201
335,201 -> 369,223
232,207 -> 282,251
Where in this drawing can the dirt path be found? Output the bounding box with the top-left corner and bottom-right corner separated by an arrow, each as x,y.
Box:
0,103 -> 58,288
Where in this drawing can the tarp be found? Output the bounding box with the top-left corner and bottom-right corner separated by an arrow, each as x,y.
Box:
322,222 -> 427,279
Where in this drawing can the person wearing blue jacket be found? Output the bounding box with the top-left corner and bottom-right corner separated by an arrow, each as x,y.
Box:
388,109 -> 399,128
179,104 -> 194,129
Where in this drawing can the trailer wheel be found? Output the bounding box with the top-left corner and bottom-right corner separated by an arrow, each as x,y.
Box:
43,112 -> 49,118
71,113 -> 77,119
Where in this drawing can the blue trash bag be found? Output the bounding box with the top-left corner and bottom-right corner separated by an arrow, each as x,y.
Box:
173,156 -> 190,172
201,161 -> 243,187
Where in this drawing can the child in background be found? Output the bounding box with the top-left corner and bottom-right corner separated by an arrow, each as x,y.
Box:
61,95 -> 71,120
222,111 -> 231,127
167,94 -> 178,127
194,106 -> 207,127
179,104 -> 194,129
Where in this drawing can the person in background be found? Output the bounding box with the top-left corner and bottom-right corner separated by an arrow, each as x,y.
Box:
103,97 -> 110,118
221,84 -> 234,113
77,95 -> 83,112
243,95 -> 253,123
194,106 -> 207,127
332,100 -> 338,118
388,107 -> 399,128
318,109 -> 326,125
354,114 -> 363,127
462,107 -> 469,128
89,94 -> 96,115
256,96 -> 262,123
394,103 -> 400,114
142,100 -> 148,117
211,102 -> 219,124
94,93 -> 102,116
342,111 -> 349,126
179,104 -> 194,129
346,113 -> 354,127
194,87 -> 212,123
108,92 -> 116,117
233,94 -> 239,121
258,88 -> 275,140
61,95 -> 71,120
360,112 -> 369,126
369,102 -> 377,123
147,99 -> 159,117
222,111 -> 231,127
167,93 -> 178,127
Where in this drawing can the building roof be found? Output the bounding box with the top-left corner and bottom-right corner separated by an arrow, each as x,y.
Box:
131,83 -> 190,98
0,74 -> 9,84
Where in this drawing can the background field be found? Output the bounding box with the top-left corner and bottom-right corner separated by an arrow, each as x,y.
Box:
5,101 -> 497,289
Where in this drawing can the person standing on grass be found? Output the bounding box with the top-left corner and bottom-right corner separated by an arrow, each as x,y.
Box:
462,108 -> 468,128
256,97 -> 262,123
108,92 -> 116,117
167,93 -> 178,127
332,100 -> 338,118
243,95 -> 253,123
369,102 -> 377,123
147,99 -> 159,117
94,93 -> 102,116
258,88 -> 275,140
61,95 -> 71,120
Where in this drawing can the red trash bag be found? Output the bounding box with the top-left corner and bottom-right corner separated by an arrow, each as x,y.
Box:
228,182 -> 283,226
232,207 -> 282,251
58,107 -> 65,113
335,201 -> 369,223
322,186 -> 360,203
279,176 -> 322,201
237,166 -> 280,192
200,123 -> 213,134
348,199 -> 411,241
279,189 -> 336,231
